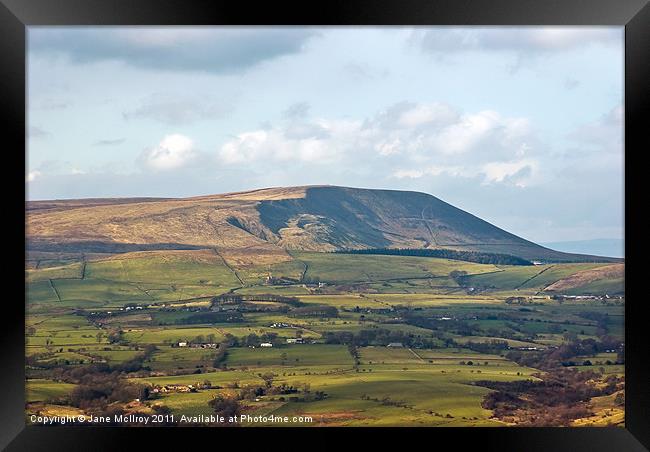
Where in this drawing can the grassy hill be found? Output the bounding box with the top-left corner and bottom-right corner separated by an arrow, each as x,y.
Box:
27,185 -> 619,263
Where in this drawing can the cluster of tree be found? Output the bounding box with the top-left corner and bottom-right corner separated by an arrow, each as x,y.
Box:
323,328 -> 437,348
505,336 -> 624,370
271,380 -> 326,403
477,368 -> 624,426
348,344 -> 361,366
334,247 -> 533,266
211,294 -> 304,307
107,329 -> 125,345
68,372 -> 152,411
213,345 -> 229,368
238,383 -> 300,400
209,395 -> 242,426
460,340 -> 510,355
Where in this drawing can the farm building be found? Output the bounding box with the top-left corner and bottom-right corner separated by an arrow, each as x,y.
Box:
286,338 -> 304,344
190,343 -> 220,349
387,342 -> 404,348
260,342 -> 273,347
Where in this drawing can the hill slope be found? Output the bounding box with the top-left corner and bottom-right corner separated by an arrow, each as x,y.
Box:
26,185 -> 618,263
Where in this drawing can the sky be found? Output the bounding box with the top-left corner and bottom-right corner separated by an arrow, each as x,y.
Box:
27,26 -> 624,245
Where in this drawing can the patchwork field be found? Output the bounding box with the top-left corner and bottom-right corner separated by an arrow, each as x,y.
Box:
25,248 -> 624,427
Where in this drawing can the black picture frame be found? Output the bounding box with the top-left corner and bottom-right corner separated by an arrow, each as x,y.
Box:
2,0 -> 648,450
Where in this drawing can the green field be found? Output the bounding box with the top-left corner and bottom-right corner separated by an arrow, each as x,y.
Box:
463,263 -> 621,295
85,253 -> 241,286
226,344 -> 352,368
293,252 -> 500,285
27,379 -> 75,403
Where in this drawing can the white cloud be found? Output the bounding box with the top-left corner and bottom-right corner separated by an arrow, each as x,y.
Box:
481,159 -> 538,187
393,165 -> 466,179
517,28 -> 617,51
360,104 -> 533,158
26,170 -> 41,182
218,101 -> 537,188
220,125 -> 345,165
430,111 -> 500,154
395,103 -> 457,129
414,27 -> 620,54
392,158 -> 538,188
140,134 -> 198,171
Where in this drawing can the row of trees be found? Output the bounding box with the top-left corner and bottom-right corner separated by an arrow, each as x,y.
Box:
505,336 -> 624,370
211,294 -> 304,307
334,247 -> 533,266
323,328 -> 438,348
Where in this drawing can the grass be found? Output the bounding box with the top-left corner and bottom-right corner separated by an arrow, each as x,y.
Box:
85,251 -> 240,286
226,344 -> 352,368
26,262 -> 83,282
464,263 -> 613,292
237,259 -> 306,285
27,379 -> 75,403
26,281 -> 61,304
370,293 -> 503,307
148,347 -> 221,371
123,327 -> 227,345
517,264 -> 607,290
463,266 -> 548,290
292,252 -> 500,284
260,354 -> 537,426
51,279 -> 152,305
154,389 -> 224,417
